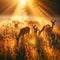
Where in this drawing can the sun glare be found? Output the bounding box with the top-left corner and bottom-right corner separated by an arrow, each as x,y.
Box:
19,0 -> 27,7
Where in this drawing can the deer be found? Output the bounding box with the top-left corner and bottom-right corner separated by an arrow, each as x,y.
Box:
16,27 -> 30,44
32,20 -> 56,35
33,25 -> 39,33
39,20 -> 56,35
12,20 -> 20,28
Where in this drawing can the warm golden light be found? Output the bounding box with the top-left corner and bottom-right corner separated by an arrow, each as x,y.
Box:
19,0 -> 27,7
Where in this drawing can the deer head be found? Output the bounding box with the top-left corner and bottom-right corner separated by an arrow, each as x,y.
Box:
51,20 -> 56,29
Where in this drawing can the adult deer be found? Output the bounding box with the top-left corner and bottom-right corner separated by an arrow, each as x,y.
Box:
16,27 -> 30,44
39,20 -> 56,35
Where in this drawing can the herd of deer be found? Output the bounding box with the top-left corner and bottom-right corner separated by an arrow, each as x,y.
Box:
16,20 -> 56,44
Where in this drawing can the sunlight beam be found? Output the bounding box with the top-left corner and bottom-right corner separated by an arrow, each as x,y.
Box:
19,0 -> 27,8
